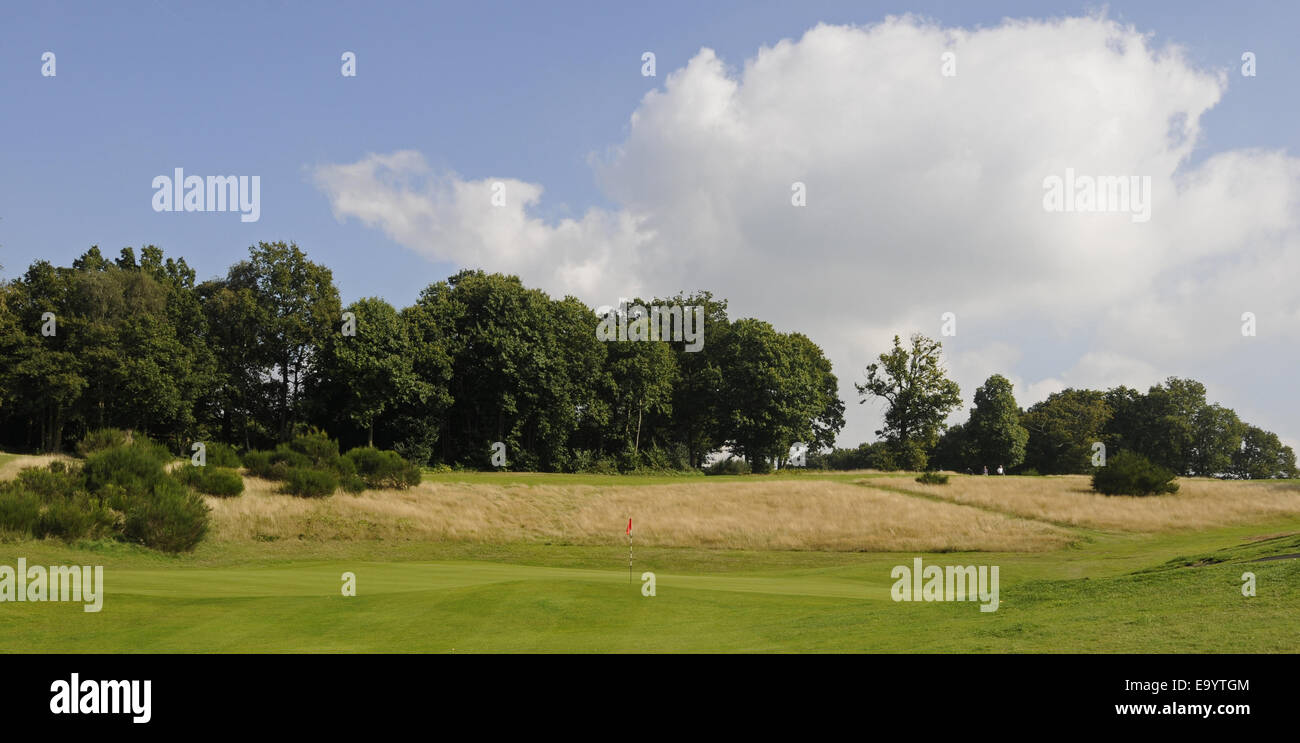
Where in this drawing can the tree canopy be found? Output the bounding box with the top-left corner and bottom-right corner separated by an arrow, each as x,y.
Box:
0,246 -> 844,473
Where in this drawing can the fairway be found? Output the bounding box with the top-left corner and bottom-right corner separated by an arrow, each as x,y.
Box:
2,469 -> 1298,653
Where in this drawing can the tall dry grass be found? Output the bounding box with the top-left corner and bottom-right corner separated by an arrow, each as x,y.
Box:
903,475 -> 1300,532
9,454 -> 1292,550
205,477 -> 1075,552
0,454 -> 72,480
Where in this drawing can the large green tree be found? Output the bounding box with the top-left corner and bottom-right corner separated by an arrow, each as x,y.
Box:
1233,426 -> 1298,479
413,270 -> 578,469
717,319 -> 844,471
605,309 -> 679,457
311,297 -> 429,447
1020,388 -> 1111,474
665,292 -> 730,468
856,333 -> 961,470
1188,403 -> 1245,477
964,374 -> 1029,471
222,242 -> 341,442
0,247 -> 212,451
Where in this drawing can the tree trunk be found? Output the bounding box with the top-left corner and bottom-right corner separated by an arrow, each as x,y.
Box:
635,404 -> 643,456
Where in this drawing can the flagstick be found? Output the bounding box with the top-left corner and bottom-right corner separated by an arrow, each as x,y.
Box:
628,517 -> 633,584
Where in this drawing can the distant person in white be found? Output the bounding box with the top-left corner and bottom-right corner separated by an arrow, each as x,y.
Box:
997,464 -> 1004,475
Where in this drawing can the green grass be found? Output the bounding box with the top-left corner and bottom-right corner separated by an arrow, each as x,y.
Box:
2,520 -> 1297,652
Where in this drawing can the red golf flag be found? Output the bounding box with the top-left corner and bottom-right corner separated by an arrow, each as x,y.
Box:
626,517 -> 632,535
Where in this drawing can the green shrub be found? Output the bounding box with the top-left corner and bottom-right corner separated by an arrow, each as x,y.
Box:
243,445 -> 310,480
245,436 -> 416,491
916,471 -> 949,485
75,428 -> 131,458
175,466 -> 244,497
393,438 -> 434,468
1092,451 -> 1179,496
15,463 -> 83,500
2,442 -> 209,552
82,437 -> 173,493
288,430 -> 340,467
330,455 -> 358,478
590,456 -> 620,475
0,490 -> 42,535
38,495 -> 118,540
201,441 -> 242,468
281,467 -> 338,497
631,444 -> 692,473
345,447 -> 422,489
99,483 -> 130,513
120,478 -> 210,552
269,460 -> 293,481
272,445 -> 312,469
241,450 -> 274,478
564,450 -> 620,474
704,457 -> 751,476
197,468 -> 244,497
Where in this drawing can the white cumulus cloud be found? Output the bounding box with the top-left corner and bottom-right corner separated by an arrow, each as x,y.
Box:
312,13 -> 1300,448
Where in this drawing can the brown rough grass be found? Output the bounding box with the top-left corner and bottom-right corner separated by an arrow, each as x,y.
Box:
904,475 -> 1300,532
205,476 -> 1074,552
6,454 -> 1295,551
0,454 -> 73,480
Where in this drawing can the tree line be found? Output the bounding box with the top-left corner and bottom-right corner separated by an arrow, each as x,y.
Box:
824,333 -> 1297,479
0,242 -> 844,472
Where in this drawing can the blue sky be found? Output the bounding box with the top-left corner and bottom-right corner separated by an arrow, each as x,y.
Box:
3,1 -> 1298,447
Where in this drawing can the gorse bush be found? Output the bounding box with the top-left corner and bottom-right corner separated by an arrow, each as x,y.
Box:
243,446 -> 311,478
0,490 -> 42,536
240,449 -> 271,477
330,454 -> 358,479
75,428 -> 131,458
15,462 -> 84,499
120,478 -> 209,553
288,430 -> 340,467
0,473 -> 117,541
82,438 -> 173,493
201,441 -> 242,468
344,447 -> 422,489
916,471 -> 949,485
39,494 -> 118,540
202,469 -> 244,496
241,433 -> 420,496
1091,451 -> 1179,496
0,435 -> 210,552
174,465 -> 245,497
281,467 -> 338,497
